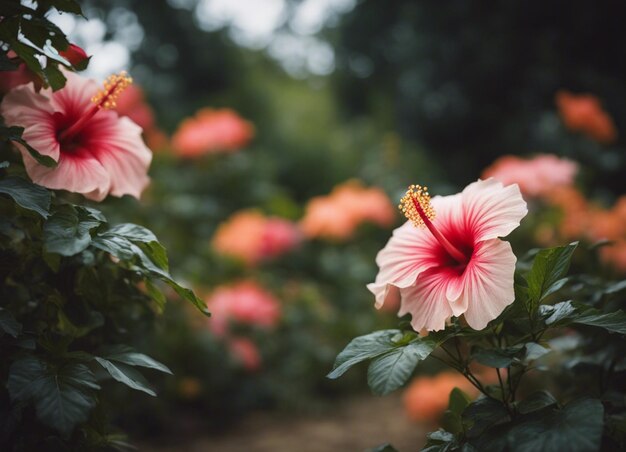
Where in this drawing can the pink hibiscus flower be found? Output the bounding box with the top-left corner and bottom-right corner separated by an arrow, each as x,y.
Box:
0,70 -> 152,201
368,179 -> 527,331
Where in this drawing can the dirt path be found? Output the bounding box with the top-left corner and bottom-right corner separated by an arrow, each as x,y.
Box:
140,394 -> 426,451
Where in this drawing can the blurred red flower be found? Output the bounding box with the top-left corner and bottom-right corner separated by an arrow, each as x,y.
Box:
212,210 -> 301,265
300,180 -> 395,241
205,280 -> 281,336
172,108 -> 254,157
556,91 -> 617,144
228,337 -> 262,371
482,154 -> 578,198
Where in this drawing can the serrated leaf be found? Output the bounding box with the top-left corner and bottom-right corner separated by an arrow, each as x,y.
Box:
44,205 -> 104,256
107,223 -> 158,243
527,242 -> 578,308
367,339 -> 437,395
99,345 -> 172,374
0,176 -> 51,218
7,356 -> 99,436
1,126 -> 57,168
327,329 -> 402,379
94,357 -> 156,396
0,308 -> 22,338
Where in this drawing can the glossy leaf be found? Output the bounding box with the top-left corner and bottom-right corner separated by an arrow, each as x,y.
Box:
367,338 -> 437,395
44,205 -> 104,256
0,176 -> 51,218
327,329 -> 401,379
94,358 -> 156,396
527,242 -> 578,307
7,356 -> 100,436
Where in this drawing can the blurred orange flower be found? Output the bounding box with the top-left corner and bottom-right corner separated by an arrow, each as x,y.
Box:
556,91 -> 617,144
228,337 -> 262,371
205,280 -> 281,336
172,108 -> 254,157
300,180 -> 395,240
482,154 -> 578,198
212,210 -> 300,265
403,373 -> 477,423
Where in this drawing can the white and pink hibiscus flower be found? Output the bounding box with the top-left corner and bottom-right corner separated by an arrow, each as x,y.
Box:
0,70 -> 152,201
368,179 -> 528,331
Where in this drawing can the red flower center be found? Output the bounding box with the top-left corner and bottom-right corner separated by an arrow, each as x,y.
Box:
400,184 -> 471,267
56,71 -> 132,147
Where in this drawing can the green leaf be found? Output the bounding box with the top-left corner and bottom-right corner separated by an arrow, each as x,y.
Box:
472,345 -> 524,368
0,176 -> 51,218
572,309 -> 626,334
1,126 -> 57,167
145,279 -> 167,312
540,300 -> 575,325
44,205 -> 104,256
0,307 -> 22,337
39,0 -> 84,16
99,345 -> 172,374
462,397 -> 510,438
422,430 -> 458,452
327,329 -> 402,379
7,356 -> 100,436
541,302 -> 626,334
94,358 -> 156,396
516,391 -> 557,415
367,338 -> 437,395
449,387 -> 472,416
107,223 -> 158,243
472,398 -> 603,452
42,62 -> 67,91
92,227 -> 208,315
527,242 -> 578,308
522,342 -> 550,362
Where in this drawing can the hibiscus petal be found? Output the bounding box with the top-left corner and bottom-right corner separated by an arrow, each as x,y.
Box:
88,115 -> 152,199
398,268 -> 455,332
459,239 -> 517,330
24,151 -> 111,202
367,220 -> 442,308
0,85 -> 60,161
461,178 -> 527,242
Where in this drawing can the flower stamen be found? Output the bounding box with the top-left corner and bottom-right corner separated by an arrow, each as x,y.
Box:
57,71 -> 132,142
400,184 -> 468,264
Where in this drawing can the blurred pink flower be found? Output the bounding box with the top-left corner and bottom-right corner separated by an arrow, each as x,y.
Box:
556,91 -> 617,144
368,179 -> 527,331
482,154 -> 578,198
300,180 -> 395,240
115,84 -> 168,151
205,280 -> 281,336
212,210 -> 300,265
228,337 -> 262,371
0,71 -> 151,201
171,108 -> 254,157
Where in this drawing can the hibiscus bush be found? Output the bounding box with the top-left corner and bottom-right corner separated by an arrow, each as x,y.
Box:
330,179 -> 626,451
0,1 -> 206,449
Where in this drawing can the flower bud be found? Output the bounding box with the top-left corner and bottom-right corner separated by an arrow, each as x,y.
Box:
60,44 -> 89,69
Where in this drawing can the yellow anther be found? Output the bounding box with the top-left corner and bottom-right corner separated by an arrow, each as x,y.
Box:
91,71 -> 133,110
399,184 -> 436,227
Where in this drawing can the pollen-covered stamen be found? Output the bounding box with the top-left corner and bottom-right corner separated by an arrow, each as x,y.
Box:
400,184 -> 468,264
91,71 -> 133,110
57,71 -> 132,142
